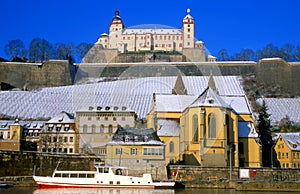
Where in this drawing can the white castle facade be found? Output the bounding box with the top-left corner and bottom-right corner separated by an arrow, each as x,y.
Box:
96,9 -> 205,53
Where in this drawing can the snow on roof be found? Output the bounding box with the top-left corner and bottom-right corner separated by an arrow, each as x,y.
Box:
157,119 -> 179,137
276,133 -> 300,151
0,76 -> 245,120
189,87 -> 231,109
155,94 -> 195,112
224,96 -> 252,115
46,111 -> 75,124
238,122 -> 258,138
256,98 -> 300,125
123,24 -> 181,35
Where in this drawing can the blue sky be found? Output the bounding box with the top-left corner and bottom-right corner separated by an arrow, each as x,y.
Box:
1,0 -> 300,59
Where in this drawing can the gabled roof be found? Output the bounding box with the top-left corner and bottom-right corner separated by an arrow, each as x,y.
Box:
46,111 -> 74,124
154,94 -> 195,112
188,87 -> 230,109
277,133 -> 300,151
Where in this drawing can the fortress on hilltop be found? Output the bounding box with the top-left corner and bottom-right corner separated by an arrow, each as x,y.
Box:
82,9 -> 213,63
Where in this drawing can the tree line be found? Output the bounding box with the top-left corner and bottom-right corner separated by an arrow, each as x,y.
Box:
218,43 -> 300,62
3,39 -> 93,63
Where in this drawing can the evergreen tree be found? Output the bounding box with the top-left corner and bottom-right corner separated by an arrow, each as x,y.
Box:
257,100 -> 273,167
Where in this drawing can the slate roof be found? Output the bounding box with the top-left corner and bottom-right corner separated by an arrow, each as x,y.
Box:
256,98 -> 300,125
109,127 -> 163,145
123,24 -> 181,35
46,111 -> 75,124
0,76 -> 245,120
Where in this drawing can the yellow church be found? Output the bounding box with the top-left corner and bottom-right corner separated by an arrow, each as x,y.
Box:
147,74 -> 261,167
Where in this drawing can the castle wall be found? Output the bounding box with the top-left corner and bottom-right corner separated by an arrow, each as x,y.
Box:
0,60 -> 75,90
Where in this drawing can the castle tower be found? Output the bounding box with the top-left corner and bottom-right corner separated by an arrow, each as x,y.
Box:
109,10 -> 124,51
182,8 -> 195,48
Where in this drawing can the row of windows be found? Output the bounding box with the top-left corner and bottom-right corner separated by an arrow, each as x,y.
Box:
278,152 -> 300,159
0,131 -> 17,139
192,113 -> 218,142
281,163 -> 300,168
42,147 -> 73,153
115,148 -> 164,156
48,126 -> 70,132
42,136 -> 74,143
122,35 -> 183,41
87,116 -> 127,121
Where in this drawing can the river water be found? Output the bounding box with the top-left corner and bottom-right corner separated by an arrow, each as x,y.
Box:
0,187 -> 293,194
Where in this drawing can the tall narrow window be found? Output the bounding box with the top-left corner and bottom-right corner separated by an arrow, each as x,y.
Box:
108,125 -> 113,133
192,114 -> 199,142
91,125 -> 96,133
169,141 -> 174,153
208,113 -> 216,138
100,125 -> 104,133
83,125 -> 87,133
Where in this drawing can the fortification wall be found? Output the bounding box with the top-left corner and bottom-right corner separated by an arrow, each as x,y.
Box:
0,60 -> 75,90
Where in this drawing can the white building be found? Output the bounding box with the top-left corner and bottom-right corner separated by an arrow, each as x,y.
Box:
96,9 -> 204,53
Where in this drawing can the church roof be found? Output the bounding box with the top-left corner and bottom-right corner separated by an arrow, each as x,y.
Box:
172,73 -> 187,95
188,87 -> 231,109
238,122 -> 258,138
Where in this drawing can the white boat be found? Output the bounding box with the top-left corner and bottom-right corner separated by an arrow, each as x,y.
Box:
33,165 -> 175,189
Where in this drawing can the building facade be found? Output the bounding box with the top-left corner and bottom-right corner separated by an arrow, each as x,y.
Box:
105,127 -> 166,177
147,74 -> 261,167
96,9 -> 204,54
76,106 -> 137,155
38,111 -> 78,154
274,133 -> 300,168
0,119 -> 24,151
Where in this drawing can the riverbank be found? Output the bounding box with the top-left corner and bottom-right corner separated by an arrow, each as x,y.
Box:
1,176 -> 300,192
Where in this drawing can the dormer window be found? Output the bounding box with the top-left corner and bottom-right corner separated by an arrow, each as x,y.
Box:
134,136 -> 139,142
125,135 -> 129,142
208,98 -> 214,104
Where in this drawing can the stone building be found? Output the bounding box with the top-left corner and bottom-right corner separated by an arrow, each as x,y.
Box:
75,106 -> 136,155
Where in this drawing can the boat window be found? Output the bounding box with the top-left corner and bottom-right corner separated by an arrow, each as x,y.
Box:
62,173 -> 69,178
87,174 -> 95,178
116,169 -> 123,175
54,173 -> 61,177
99,168 -> 103,173
109,181 -> 113,184
117,181 -> 120,184
104,168 -> 109,173
70,174 -> 78,178
79,174 -> 86,178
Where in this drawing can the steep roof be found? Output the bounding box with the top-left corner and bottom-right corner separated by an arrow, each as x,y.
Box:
188,87 -> 230,109
172,73 -> 187,95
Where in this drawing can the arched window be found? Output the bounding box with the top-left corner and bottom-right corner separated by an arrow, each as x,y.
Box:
192,114 -> 199,142
208,113 -> 216,138
83,125 -> 87,133
108,125 -> 113,133
169,141 -> 174,153
91,125 -> 96,133
100,125 -> 104,133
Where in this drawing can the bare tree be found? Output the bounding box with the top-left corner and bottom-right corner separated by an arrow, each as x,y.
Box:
4,39 -> 27,58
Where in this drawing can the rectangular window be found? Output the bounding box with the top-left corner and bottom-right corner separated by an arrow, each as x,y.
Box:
116,148 -> 122,155
286,153 -> 289,158
143,148 -> 163,156
131,148 -> 137,155
70,136 -> 74,142
69,148 -> 73,153
59,136 -> 63,142
64,137 -> 68,143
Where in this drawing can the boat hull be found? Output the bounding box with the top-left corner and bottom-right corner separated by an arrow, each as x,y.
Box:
33,176 -> 174,189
